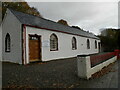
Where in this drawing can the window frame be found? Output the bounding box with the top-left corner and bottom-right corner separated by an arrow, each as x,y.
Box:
87,39 -> 90,49
72,37 -> 77,50
5,33 -> 11,52
95,40 -> 97,49
50,33 -> 58,51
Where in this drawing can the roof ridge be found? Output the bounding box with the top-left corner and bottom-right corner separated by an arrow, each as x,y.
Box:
8,8 -> 24,24
9,8 -> 44,19
8,8 -> 99,39
8,8 -> 86,31
9,8 -> 67,26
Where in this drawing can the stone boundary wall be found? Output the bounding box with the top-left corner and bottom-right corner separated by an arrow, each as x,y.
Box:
77,55 -> 117,79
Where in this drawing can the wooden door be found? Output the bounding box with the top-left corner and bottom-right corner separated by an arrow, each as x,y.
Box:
29,35 -> 41,62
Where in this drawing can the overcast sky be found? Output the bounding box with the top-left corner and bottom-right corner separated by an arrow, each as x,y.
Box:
25,1 -> 118,35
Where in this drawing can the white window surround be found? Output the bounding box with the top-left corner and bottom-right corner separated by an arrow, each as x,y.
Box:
50,33 -> 58,51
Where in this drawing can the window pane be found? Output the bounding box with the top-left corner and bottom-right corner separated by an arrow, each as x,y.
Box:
95,40 -> 97,49
87,39 -> 90,49
72,37 -> 77,50
50,34 -> 58,51
5,33 -> 10,52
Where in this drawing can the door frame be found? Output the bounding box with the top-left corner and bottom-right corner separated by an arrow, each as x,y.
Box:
28,34 -> 42,62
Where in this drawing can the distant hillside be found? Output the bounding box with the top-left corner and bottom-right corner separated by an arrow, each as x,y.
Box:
2,1 -> 42,19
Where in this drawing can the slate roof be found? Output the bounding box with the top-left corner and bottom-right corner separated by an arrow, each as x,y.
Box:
9,8 -> 99,39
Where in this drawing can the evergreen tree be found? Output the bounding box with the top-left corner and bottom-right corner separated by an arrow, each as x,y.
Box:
2,1 -> 42,19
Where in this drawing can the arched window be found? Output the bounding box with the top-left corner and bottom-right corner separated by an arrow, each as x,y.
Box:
87,39 -> 90,49
50,33 -> 58,51
95,40 -> 97,49
72,37 -> 77,50
5,33 -> 11,52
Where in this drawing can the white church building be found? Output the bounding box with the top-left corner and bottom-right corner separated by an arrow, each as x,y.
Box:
0,8 -> 101,64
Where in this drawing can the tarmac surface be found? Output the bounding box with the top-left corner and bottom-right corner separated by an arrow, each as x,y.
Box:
2,58 -> 119,88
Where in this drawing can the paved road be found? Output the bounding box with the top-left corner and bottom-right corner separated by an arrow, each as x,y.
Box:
2,58 -> 119,88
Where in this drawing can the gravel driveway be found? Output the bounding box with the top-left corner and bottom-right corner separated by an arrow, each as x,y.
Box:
2,58 -> 79,88
2,58 -> 119,88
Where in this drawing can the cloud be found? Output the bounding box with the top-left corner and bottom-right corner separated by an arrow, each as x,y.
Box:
25,0 -> 119,2
26,2 -> 118,35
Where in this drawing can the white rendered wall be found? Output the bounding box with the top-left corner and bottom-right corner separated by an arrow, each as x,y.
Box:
26,26 -> 100,63
77,56 -> 117,79
2,9 -> 22,64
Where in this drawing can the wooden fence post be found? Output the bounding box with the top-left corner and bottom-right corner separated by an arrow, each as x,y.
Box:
114,49 -> 120,60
